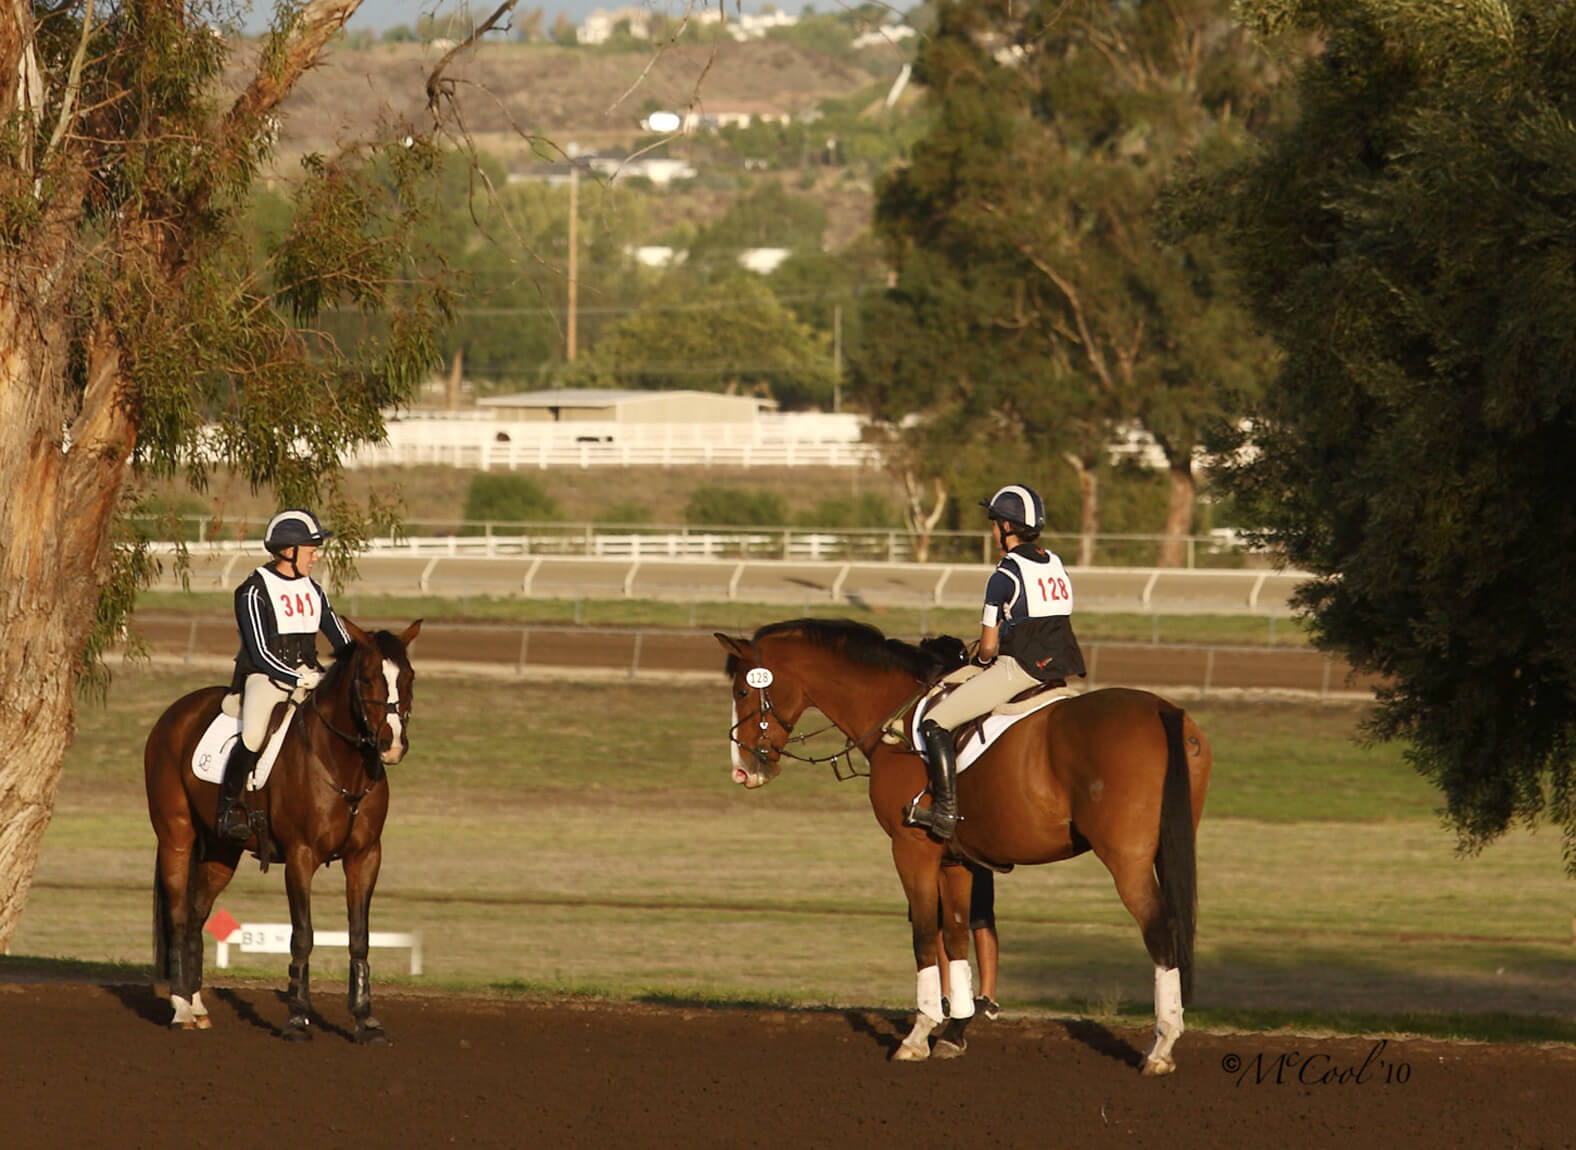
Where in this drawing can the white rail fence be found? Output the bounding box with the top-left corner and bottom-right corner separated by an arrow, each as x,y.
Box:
150,543 -> 1310,618
145,523 -> 1258,569
344,416 -> 881,470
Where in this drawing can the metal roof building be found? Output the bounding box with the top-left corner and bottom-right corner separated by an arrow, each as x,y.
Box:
475,389 -> 774,424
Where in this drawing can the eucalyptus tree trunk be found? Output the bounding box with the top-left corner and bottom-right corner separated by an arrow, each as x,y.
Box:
0,273 -> 133,948
1157,459 -> 1196,569
0,0 -> 373,953
1064,452 -> 1100,567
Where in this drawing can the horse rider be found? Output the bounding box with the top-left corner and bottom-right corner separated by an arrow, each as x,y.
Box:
215,509 -> 355,842
904,484 -> 1087,841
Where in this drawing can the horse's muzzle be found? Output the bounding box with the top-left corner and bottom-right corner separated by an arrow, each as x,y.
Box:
732,752 -> 780,789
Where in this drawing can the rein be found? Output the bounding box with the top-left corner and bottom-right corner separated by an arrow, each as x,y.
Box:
731,678 -> 928,782
298,664 -> 405,859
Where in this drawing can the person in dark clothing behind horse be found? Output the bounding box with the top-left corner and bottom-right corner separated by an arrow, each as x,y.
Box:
215,509 -> 355,841
938,862 -> 1001,1019
905,484 -> 1087,842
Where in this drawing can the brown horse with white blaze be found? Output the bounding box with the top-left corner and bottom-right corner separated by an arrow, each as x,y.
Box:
144,619 -> 420,1042
717,619 -> 1210,1073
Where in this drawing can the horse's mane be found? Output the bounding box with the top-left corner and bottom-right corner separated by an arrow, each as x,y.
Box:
748,618 -> 964,681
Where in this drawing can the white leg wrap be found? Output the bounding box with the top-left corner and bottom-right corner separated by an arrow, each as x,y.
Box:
1142,964 -> 1185,1074
190,991 -> 208,1017
170,995 -> 195,1027
1155,965 -> 1183,1036
946,960 -> 975,1018
917,964 -> 944,1023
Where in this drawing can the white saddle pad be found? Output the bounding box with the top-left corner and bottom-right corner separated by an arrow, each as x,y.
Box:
190,700 -> 296,789
913,690 -> 1071,774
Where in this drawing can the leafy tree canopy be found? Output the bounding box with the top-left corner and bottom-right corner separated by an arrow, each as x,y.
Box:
1184,0 -> 1576,869
562,270 -> 834,408
852,0 -> 1277,562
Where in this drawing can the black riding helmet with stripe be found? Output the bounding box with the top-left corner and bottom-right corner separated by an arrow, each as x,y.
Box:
264,508 -> 334,557
980,484 -> 1045,540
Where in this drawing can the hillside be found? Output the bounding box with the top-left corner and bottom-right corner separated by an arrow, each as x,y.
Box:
255,39 -> 897,166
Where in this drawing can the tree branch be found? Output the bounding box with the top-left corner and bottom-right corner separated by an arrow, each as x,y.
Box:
41,0 -> 93,169
427,0 -> 517,117
223,0 -> 366,139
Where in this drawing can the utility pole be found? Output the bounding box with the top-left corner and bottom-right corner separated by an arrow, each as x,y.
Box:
832,303 -> 842,412
567,165 -> 578,361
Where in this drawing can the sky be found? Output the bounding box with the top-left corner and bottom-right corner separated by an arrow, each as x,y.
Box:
241,0 -> 816,35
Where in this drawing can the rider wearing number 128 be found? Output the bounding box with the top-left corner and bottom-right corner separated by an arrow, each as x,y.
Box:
214,509 -> 355,842
904,484 -> 1087,842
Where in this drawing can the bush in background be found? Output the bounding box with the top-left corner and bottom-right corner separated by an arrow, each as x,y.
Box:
463,474 -> 562,532
684,485 -> 788,527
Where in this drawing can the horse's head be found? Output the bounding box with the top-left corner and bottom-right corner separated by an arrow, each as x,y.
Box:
340,618 -> 423,767
715,632 -> 808,789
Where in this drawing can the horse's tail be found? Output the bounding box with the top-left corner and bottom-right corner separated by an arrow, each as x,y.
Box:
1156,702 -> 1198,1004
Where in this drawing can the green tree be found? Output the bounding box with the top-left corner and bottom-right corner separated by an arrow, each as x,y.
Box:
856,0 -> 1275,565
1184,0 -> 1576,870
0,0 -> 447,950
686,181 -> 829,277
564,271 -> 835,408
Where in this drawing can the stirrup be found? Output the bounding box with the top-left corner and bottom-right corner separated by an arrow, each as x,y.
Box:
903,796 -> 959,840
216,805 -> 251,842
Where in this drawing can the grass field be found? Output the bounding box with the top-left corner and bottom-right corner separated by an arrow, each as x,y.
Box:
10,664 -> 1576,1043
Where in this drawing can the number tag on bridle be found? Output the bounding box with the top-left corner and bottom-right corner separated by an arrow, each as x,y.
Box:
745,667 -> 774,689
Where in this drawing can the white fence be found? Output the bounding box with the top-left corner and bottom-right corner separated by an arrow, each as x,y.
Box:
152,523 -> 1256,569
213,923 -> 424,974
344,414 -> 881,470
152,544 -> 1309,617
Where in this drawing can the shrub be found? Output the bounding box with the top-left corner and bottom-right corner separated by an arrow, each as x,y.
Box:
462,474 -> 561,532
684,485 -> 787,527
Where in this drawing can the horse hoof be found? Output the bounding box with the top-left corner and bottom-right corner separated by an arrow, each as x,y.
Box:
892,1041 -> 930,1063
194,1014 -> 213,1031
1141,1056 -> 1176,1077
170,1019 -> 198,1032
355,1024 -> 390,1046
283,1020 -> 314,1043
931,1038 -> 967,1060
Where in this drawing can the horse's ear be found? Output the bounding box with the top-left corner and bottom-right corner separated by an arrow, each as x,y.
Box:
399,619 -> 423,648
343,618 -> 372,646
715,633 -> 747,657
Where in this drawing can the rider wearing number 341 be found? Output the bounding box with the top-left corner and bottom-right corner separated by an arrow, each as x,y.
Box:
215,509 -> 355,842
904,484 -> 1087,842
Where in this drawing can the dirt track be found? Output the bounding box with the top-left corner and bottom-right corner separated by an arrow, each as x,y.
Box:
1,980 -> 1569,1149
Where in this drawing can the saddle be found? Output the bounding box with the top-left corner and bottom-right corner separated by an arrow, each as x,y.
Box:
881,664 -> 1076,754
197,688 -> 307,873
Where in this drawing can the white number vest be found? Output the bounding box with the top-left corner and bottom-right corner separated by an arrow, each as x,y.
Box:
999,551 -> 1074,619
254,566 -> 323,634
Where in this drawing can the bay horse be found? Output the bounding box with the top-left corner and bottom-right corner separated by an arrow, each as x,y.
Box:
144,619 -> 421,1043
717,619 -> 1210,1073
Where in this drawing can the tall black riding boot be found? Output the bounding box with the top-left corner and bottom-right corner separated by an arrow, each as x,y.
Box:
215,742 -> 260,842
904,719 -> 959,840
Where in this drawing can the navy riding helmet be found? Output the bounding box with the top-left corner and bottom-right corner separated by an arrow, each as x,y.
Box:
264,508 -> 334,556
979,485 -> 1046,533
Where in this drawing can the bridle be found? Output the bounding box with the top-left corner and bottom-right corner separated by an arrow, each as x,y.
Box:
729,662 -> 926,782
301,650 -> 412,856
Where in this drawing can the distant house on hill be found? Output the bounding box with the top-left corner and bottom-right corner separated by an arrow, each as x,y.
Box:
686,101 -> 793,131
852,23 -> 917,49
578,6 -> 652,44
509,150 -> 697,189
692,8 -> 798,40
737,248 -> 791,275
